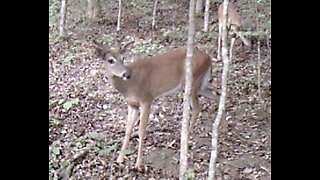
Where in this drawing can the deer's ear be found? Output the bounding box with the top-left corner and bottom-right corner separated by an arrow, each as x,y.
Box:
92,40 -> 106,57
112,48 -> 121,56
120,41 -> 134,53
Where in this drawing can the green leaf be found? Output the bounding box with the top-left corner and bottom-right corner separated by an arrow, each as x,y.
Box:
61,129 -> 67,134
52,140 -> 60,146
51,118 -> 61,125
63,101 -> 73,110
52,161 -> 59,168
71,98 -> 79,104
123,149 -> 135,155
62,98 -> 79,110
88,131 -> 105,141
59,160 -> 68,168
184,169 -> 195,180
99,143 -> 118,155
52,147 -> 60,155
92,146 -> 100,152
75,141 -> 83,148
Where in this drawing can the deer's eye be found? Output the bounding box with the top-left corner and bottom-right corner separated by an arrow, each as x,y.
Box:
108,58 -> 115,64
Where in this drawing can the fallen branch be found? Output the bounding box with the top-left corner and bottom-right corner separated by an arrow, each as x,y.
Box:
58,146 -> 92,180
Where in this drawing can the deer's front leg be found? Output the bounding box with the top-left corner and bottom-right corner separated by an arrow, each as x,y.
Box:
189,89 -> 201,134
117,105 -> 138,163
135,102 -> 151,171
229,37 -> 236,61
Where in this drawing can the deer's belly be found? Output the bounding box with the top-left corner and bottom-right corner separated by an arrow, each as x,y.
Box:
156,83 -> 183,99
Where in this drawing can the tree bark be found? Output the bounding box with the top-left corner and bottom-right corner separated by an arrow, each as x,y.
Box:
87,0 -> 100,20
152,0 -> 158,29
257,39 -> 261,100
207,0 -> 229,180
255,0 -> 262,101
59,0 -> 68,37
117,0 -> 122,32
196,0 -> 203,15
203,0 -> 210,32
179,0 -> 196,179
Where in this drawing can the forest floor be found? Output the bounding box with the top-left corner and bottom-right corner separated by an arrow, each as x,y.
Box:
49,1 -> 271,179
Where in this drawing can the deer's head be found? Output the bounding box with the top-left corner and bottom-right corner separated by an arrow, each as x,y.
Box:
92,40 -> 132,80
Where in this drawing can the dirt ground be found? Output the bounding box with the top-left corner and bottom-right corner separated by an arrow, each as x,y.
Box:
49,0 -> 271,179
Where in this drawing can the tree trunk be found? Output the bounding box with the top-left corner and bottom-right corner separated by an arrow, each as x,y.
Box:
117,0 -> 122,32
257,39 -> 262,100
59,0 -> 68,37
87,0 -> 100,20
203,0 -> 210,32
207,0 -> 229,180
255,0 -> 262,101
152,0 -> 158,29
196,0 -> 203,15
179,0 -> 196,179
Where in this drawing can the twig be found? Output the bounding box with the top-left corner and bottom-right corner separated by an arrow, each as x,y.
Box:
58,145 -> 92,180
260,165 -> 271,175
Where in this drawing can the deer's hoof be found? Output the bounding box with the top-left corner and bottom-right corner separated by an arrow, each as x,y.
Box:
135,165 -> 143,172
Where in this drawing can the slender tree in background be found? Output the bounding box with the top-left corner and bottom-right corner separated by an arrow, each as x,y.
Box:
87,0 -> 100,21
257,39 -> 262,100
255,0 -> 262,101
117,0 -> 122,32
194,0 -> 203,31
59,0 -> 68,37
152,0 -> 158,29
196,0 -> 203,15
179,0 -> 196,179
266,29 -> 271,70
207,0 -> 229,179
266,29 -> 271,57
203,0 -> 210,32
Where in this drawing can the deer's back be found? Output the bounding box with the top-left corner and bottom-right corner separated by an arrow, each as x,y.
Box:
124,48 -> 211,100
218,3 -> 241,26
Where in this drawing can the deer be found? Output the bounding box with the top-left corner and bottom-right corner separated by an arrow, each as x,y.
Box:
91,40 -> 216,171
217,2 -> 251,61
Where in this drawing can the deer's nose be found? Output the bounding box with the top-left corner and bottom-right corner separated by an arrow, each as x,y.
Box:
121,72 -> 131,80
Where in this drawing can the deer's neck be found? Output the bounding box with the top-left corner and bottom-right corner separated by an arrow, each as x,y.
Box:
109,66 -> 133,97
110,76 -> 127,95
110,75 -> 143,107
